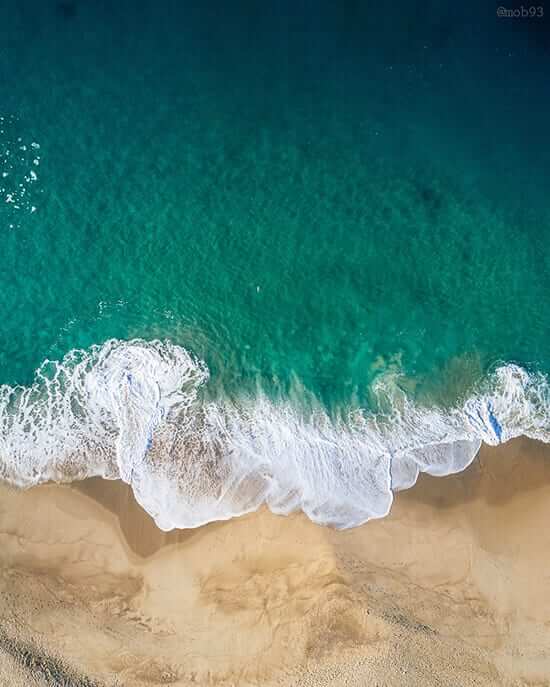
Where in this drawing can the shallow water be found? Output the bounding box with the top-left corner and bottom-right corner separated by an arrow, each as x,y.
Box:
1,1 -> 550,528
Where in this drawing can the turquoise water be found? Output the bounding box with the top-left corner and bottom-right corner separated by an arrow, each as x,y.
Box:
1,2 -> 550,528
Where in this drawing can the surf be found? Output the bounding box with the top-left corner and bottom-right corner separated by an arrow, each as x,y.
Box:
1,338 -> 549,530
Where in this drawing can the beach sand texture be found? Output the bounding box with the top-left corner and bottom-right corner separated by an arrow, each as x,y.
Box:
1,437 -> 550,686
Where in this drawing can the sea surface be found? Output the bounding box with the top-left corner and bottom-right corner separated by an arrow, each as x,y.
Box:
1,1 -> 550,528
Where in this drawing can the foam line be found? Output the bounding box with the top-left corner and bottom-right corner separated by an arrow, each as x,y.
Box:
1,339 -> 548,530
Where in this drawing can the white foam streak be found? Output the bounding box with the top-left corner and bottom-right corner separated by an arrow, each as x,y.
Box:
1,340 -> 549,530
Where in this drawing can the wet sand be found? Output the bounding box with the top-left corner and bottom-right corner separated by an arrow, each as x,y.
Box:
1,437 -> 550,686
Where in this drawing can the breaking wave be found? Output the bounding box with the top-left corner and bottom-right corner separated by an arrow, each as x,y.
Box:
1,339 -> 549,530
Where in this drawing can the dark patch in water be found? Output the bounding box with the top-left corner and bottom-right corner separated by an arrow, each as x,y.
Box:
502,8 -> 550,55
56,1 -> 77,19
415,181 -> 444,218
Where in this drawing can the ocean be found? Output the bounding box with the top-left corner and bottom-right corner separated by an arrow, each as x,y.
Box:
1,0 -> 550,529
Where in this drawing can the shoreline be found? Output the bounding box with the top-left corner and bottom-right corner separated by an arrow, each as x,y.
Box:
1,437 -> 550,685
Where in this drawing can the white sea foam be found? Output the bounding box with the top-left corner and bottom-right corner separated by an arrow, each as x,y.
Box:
0,117 -> 42,226
0,339 -> 549,530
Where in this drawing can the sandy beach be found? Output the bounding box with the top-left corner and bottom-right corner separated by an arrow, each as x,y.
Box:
1,437 -> 550,686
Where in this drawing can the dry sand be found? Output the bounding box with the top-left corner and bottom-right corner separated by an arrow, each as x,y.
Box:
1,437 -> 550,686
